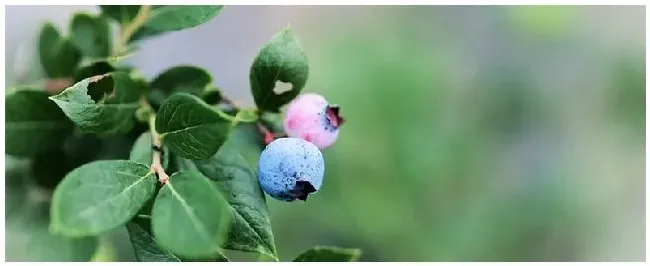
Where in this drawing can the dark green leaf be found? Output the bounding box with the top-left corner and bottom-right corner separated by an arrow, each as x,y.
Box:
49,72 -> 144,134
151,171 -> 231,259
100,5 -> 141,24
6,202 -> 98,262
250,26 -> 309,112
130,131 -> 170,168
175,124 -> 277,259
38,23 -> 81,78
202,87 -> 223,105
70,13 -> 111,58
5,89 -> 73,156
130,6 -> 224,42
293,246 -> 362,262
151,65 -> 212,95
126,222 -> 181,262
30,150 -> 73,189
50,160 -> 157,237
73,61 -> 115,82
155,93 -> 232,160
148,66 -> 215,107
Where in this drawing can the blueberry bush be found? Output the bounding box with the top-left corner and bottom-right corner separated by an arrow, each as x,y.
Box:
5,5 -> 359,262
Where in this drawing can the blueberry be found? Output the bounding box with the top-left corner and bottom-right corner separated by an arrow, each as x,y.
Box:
258,138 -> 325,202
283,93 -> 345,150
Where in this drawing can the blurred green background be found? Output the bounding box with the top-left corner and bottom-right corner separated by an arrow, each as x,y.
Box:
5,5 -> 645,261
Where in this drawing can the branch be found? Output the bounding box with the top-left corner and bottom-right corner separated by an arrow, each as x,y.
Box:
148,114 -> 170,184
115,5 -> 152,55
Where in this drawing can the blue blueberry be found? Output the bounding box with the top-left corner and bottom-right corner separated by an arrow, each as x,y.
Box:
258,137 -> 325,201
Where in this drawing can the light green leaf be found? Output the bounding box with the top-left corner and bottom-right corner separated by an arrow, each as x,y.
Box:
6,202 -> 98,262
50,160 -> 157,237
49,72 -> 144,134
126,222 -> 181,262
293,246 -> 362,262
151,171 -> 231,259
5,89 -> 73,156
129,6 -> 223,42
100,5 -> 141,25
38,23 -> 81,78
250,26 -> 309,112
127,220 -> 229,262
70,13 -> 111,58
155,93 -> 231,160
175,124 -> 277,259
129,131 -> 170,168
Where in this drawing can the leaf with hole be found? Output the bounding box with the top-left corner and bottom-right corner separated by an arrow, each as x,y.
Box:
250,26 -> 309,112
70,13 -> 111,58
151,170 -> 231,259
49,72 -> 144,134
50,160 -> 157,237
5,89 -> 73,156
130,6 -> 224,42
38,23 -> 81,78
293,246 -> 362,262
175,124 -> 277,259
155,93 -> 231,160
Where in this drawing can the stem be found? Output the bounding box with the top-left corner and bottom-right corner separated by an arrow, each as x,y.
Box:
115,5 -> 152,55
148,114 -> 170,184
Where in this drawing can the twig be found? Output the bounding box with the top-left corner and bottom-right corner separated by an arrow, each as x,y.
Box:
148,114 -> 170,184
115,5 -> 152,55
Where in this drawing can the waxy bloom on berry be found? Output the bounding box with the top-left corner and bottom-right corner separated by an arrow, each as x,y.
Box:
258,138 -> 325,202
283,93 -> 344,150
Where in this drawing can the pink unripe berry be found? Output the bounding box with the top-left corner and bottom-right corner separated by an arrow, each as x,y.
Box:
283,93 -> 344,150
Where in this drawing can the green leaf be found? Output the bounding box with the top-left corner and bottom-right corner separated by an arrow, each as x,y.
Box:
38,23 -> 82,78
127,221 -> 229,262
148,66 -> 215,107
293,246 -> 362,262
100,5 -> 141,24
202,87 -> 223,105
5,89 -> 73,156
130,131 -> 170,168
175,124 -> 277,259
70,13 -> 111,58
6,202 -> 98,262
130,6 -> 224,42
250,26 -> 309,112
155,93 -> 231,160
151,65 -> 212,95
30,150 -> 73,189
50,160 -> 157,237
126,222 -> 181,262
151,171 -> 231,259
49,72 -> 144,134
